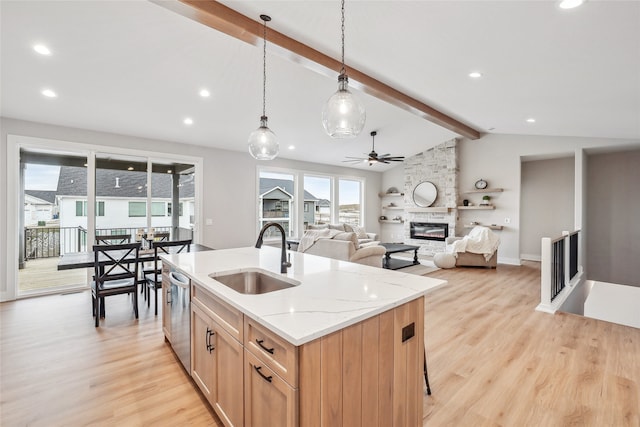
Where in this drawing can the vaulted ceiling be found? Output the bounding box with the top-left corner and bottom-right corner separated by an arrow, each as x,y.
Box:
2,1 -> 639,170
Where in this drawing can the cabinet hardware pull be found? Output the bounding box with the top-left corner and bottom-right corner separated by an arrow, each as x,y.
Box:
166,288 -> 171,304
256,339 -> 274,354
206,328 -> 215,353
254,366 -> 272,383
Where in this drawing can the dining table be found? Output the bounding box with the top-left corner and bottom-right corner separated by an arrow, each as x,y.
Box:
57,243 -> 214,271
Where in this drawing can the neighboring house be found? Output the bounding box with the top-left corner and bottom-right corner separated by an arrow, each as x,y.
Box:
24,190 -> 57,225
55,166 -> 195,233
315,199 -> 331,224
259,178 -> 324,235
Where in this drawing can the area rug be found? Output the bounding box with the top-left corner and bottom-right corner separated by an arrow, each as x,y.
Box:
390,258 -> 439,276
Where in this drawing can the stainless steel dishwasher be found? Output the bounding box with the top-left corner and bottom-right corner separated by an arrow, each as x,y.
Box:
169,268 -> 191,373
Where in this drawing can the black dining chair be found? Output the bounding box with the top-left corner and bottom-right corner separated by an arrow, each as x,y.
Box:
95,233 -> 132,245
145,239 -> 192,315
92,242 -> 141,327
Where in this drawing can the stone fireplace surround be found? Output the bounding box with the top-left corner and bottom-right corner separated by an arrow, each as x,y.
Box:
403,138 -> 459,256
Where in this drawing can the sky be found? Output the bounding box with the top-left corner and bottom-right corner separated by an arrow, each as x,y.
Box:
261,171 -> 360,204
25,164 -> 60,190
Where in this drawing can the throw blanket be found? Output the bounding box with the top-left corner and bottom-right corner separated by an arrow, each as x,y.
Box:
298,229 -> 341,253
451,226 -> 500,261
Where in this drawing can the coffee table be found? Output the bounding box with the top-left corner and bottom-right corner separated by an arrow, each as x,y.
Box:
380,243 -> 420,270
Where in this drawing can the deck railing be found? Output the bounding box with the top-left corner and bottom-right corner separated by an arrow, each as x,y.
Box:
538,230 -> 582,313
24,226 -> 192,259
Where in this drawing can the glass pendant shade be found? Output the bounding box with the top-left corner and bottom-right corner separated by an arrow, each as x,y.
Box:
322,74 -> 366,139
248,116 -> 278,160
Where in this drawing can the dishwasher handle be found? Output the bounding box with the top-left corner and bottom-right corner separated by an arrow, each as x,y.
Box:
169,271 -> 190,289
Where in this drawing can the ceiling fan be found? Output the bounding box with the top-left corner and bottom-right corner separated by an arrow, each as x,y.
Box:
343,131 -> 405,166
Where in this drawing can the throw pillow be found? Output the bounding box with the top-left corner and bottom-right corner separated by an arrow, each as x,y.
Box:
328,223 -> 346,232
342,223 -> 354,233
333,231 -> 359,248
307,224 -> 328,230
352,225 -> 369,239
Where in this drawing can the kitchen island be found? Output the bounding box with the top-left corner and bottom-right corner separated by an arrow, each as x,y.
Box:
161,246 -> 446,427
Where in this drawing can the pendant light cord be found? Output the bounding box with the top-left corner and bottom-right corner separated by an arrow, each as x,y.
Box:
340,0 -> 346,75
262,17 -> 267,118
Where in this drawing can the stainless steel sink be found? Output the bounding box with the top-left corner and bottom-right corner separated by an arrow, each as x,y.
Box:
209,269 -> 299,294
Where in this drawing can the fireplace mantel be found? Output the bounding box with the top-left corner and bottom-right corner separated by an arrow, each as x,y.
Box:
405,207 -> 452,213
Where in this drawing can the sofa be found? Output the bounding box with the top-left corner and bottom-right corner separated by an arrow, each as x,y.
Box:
306,223 -> 377,246
301,231 -> 386,267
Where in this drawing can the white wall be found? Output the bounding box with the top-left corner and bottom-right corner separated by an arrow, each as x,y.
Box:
384,133 -> 640,264
1,118 -> 382,299
520,157 -> 575,260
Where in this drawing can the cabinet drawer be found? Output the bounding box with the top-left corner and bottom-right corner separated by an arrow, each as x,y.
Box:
245,349 -> 298,427
192,285 -> 243,342
244,318 -> 298,387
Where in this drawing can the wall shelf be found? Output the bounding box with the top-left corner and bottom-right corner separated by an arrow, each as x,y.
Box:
382,206 -> 404,210
462,188 -> 503,194
457,205 -> 495,210
379,219 -> 404,224
405,207 -> 452,213
464,224 -> 504,230
379,192 -> 404,198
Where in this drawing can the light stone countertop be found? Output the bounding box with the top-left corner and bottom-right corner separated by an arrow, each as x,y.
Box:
161,246 -> 447,346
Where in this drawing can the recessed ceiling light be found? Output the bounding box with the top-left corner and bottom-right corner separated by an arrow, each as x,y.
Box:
33,44 -> 51,55
183,118 -> 193,125
526,118 -> 536,123
199,89 -> 210,98
127,166 -> 134,171
41,89 -> 57,98
559,0 -> 584,9
469,72 -> 483,79
288,145 -> 295,150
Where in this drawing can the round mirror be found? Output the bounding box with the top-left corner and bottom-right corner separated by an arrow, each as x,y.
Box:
413,181 -> 437,207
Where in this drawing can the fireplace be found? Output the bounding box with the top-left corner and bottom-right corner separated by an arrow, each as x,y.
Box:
410,222 -> 448,241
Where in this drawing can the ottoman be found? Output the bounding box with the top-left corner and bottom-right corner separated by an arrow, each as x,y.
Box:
434,252 -> 456,269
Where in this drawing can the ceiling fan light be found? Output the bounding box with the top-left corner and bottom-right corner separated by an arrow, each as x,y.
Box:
248,116 -> 279,160
322,74 -> 366,138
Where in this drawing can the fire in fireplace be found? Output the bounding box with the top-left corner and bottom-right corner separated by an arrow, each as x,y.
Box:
410,222 -> 449,241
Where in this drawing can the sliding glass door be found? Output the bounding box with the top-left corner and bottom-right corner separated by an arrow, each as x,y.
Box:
13,142 -> 200,298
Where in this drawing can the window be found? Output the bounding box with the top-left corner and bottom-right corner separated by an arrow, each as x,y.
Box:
258,169 -> 366,237
259,170 -> 295,238
75,201 -> 104,216
128,201 -> 146,217
151,202 -> 165,217
167,202 -> 184,216
304,175 -> 331,226
339,179 -> 362,226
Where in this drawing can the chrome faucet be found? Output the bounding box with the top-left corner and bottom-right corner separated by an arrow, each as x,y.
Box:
255,222 -> 292,274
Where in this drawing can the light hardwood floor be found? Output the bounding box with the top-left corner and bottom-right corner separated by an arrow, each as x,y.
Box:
1,262 -> 638,426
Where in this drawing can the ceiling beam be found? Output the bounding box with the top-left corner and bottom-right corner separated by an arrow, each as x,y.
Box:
152,0 -> 481,140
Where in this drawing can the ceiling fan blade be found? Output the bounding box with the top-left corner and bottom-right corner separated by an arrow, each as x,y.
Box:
342,159 -> 363,163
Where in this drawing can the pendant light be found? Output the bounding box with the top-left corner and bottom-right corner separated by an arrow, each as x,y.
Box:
322,0 -> 365,139
248,15 -> 279,160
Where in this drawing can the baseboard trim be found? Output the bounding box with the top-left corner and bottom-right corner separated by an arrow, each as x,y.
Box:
521,253 -> 542,262
498,257 -> 521,266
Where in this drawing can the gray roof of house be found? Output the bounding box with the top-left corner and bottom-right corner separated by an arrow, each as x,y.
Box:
56,166 -> 195,198
24,190 -> 57,204
259,178 -> 318,201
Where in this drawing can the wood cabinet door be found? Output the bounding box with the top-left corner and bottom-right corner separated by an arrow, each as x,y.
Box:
212,325 -> 244,427
191,303 -> 215,405
244,349 -> 297,427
